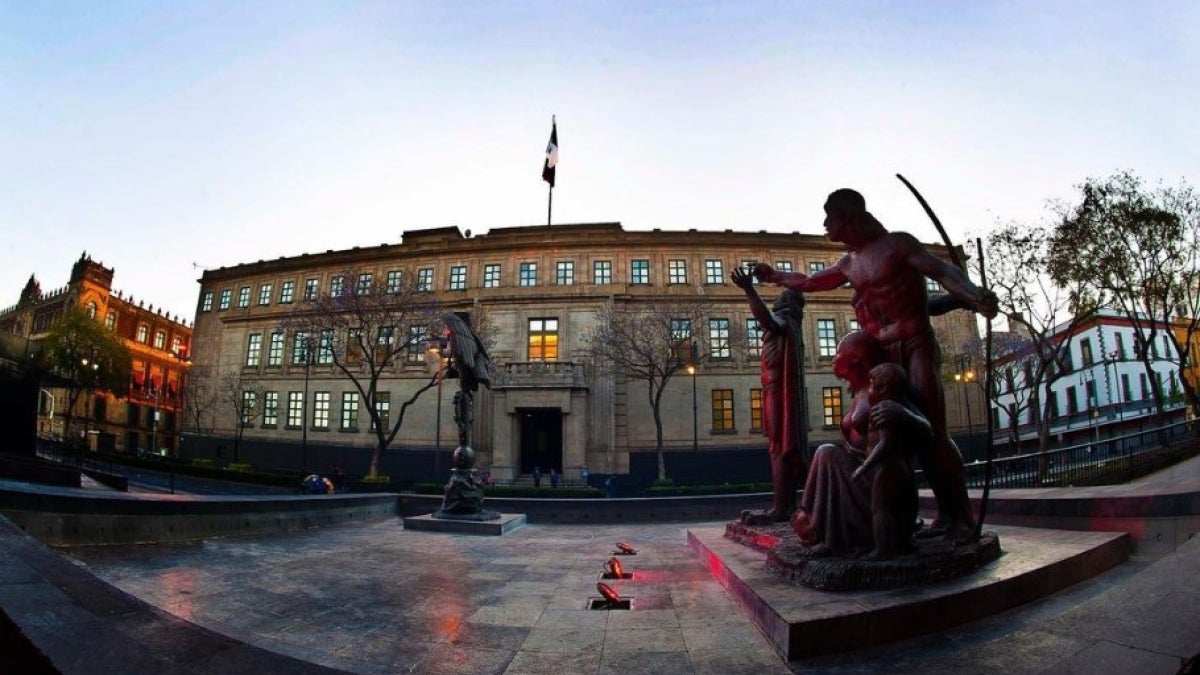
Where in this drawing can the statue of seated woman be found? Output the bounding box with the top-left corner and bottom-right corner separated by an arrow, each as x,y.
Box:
791,331 -> 882,556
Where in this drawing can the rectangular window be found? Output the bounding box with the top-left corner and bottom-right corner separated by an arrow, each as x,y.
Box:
1114,333 -> 1125,359
711,389 -> 735,431
258,283 -> 272,306
1080,338 -> 1094,366
817,319 -> 837,357
593,260 -> 612,285
267,332 -> 284,366
416,268 -> 434,291
137,325 -> 149,343
848,318 -> 860,333
519,262 -> 538,287
262,391 -> 279,426
1047,391 -> 1059,418
246,333 -> 262,366
341,392 -> 359,430
1139,374 -> 1148,400
1084,380 -> 1097,407
1066,385 -> 1078,414
237,286 -> 251,308
822,387 -> 843,427
556,261 -> 575,285
747,319 -> 763,358
670,318 -> 692,341
1121,374 -> 1132,402
201,291 -> 214,312
330,275 -> 345,297
304,278 -> 319,301
313,392 -> 331,429
740,260 -> 758,282
708,318 -> 731,359
292,332 -> 310,366
926,278 -> 942,292
345,328 -> 363,365
286,392 -> 304,427
356,272 -> 373,296
809,261 -> 826,274
386,270 -> 402,294
279,280 -> 295,304
241,391 -> 257,425
775,261 -> 794,274
668,259 -> 688,285
407,325 -> 427,364
449,266 -> 467,291
705,259 -> 724,285
373,392 -> 390,432
750,388 -> 763,431
317,329 -> 334,365
528,318 -> 559,361
219,289 -> 232,310
631,259 -> 650,285
483,264 -> 501,288
154,331 -> 166,349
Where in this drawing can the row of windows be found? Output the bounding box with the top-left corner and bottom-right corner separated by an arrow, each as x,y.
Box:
200,257 -> 880,312
237,386 -> 845,434
242,315 -> 859,367
86,301 -> 187,354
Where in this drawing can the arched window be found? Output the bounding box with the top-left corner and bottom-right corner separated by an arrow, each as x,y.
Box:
86,302 -> 97,319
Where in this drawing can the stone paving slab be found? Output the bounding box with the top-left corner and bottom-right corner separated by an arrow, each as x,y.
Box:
687,525 -> 1129,660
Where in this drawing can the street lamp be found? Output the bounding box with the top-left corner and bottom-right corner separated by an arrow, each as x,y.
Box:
954,354 -> 976,442
688,340 -> 698,453
80,355 -> 99,451
300,335 -> 315,474
429,333 -> 450,480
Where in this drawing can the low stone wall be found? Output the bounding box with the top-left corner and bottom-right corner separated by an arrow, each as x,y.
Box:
397,492 -> 774,524
0,486 -> 399,546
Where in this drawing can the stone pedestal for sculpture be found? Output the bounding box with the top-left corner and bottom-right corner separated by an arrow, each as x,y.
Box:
433,445 -> 500,521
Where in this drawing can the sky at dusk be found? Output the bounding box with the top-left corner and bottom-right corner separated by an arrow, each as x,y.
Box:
2,1 -> 1197,320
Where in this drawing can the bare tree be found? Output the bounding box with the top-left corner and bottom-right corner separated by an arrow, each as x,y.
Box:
986,221 -> 1098,459
1049,171 -> 1200,419
279,268 -> 444,478
218,370 -> 266,464
585,297 -> 718,481
180,363 -> 218,438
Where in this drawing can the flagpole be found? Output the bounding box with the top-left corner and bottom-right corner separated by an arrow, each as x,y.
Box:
547,186 -> 553,227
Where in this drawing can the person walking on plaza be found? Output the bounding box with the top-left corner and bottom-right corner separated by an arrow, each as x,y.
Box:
550,468 -> 559,488
533,466 -> 542,488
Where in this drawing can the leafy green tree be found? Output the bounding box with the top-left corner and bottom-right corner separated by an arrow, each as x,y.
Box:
1048,171 -> 1200,419
43,308 -> 131,443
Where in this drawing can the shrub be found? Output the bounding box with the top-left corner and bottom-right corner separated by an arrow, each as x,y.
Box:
224,463 -> 253,473
191,458 -> 214,469
361,474 -> 391,484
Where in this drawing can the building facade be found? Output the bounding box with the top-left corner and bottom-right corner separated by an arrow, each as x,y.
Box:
991,308 -> 1187,452
0,253 -> 193,455
190,223 -> 982,483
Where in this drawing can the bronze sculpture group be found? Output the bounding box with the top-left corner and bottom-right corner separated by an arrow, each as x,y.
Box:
742,188 -> 998,562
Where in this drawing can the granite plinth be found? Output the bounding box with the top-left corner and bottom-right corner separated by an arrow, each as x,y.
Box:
688,524 -> 1130,660
402,512 -> 526,535
725,519 -> 1002,591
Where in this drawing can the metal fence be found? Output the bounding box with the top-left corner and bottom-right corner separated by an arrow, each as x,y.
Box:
941,419 -> 1200,490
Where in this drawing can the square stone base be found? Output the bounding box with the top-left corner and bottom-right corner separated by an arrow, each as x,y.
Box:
687,525 -> 1129,661
402,512 -> 527,536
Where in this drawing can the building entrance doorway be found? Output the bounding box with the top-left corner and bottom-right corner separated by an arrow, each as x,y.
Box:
518,408 -> 563,474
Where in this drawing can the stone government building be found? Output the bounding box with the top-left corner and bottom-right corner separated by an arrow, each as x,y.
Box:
187,222 -> 985,485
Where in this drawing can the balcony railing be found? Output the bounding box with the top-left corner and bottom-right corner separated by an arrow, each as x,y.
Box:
493,361 -> 587,389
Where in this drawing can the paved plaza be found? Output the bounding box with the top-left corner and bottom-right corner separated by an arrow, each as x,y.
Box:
61,515 -> 1196,674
